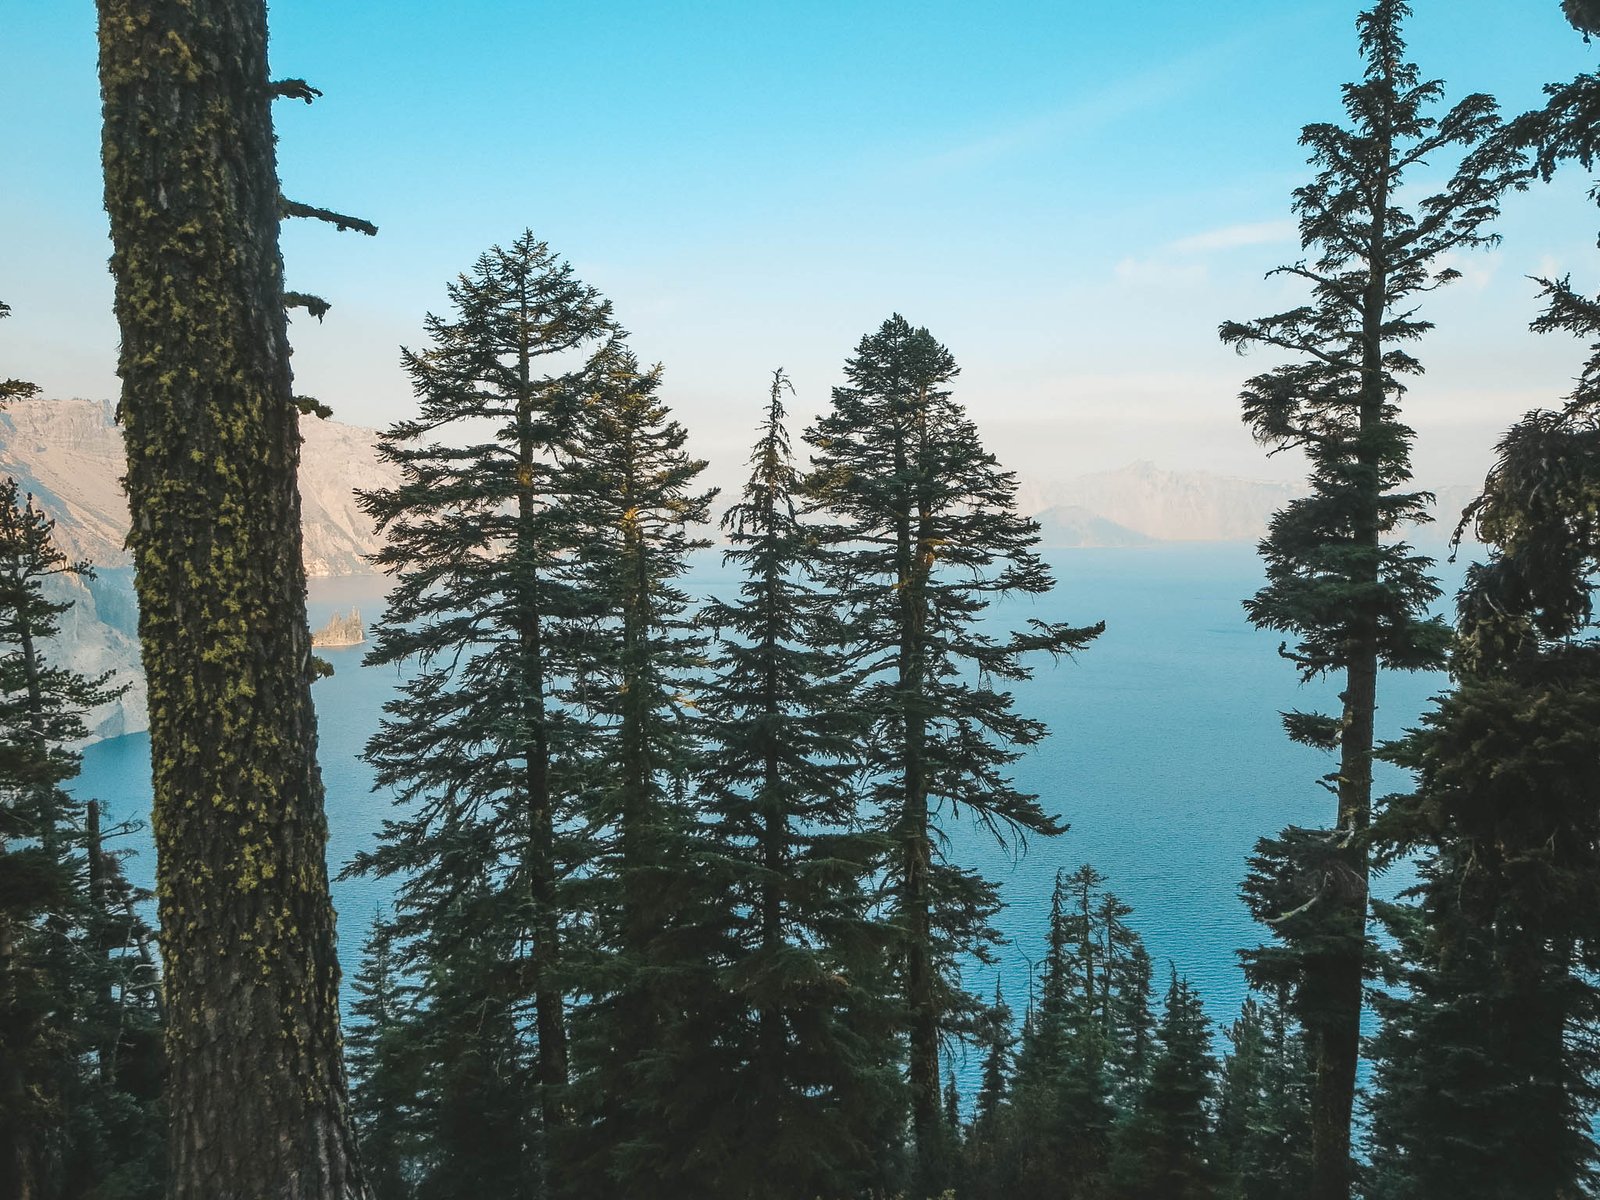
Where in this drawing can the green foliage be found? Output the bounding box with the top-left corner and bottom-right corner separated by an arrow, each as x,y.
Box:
962,867 -> 1159,1200
803,313 -> 1101,1190
348,232 -> 616,1195
1109,971 -> 1218,1200
0,481 -> 159,1199
693,371 -> 904,1199
0,301 -> 40,406
1217,5 -> 1525,1190
1364,18 -> 1600,1196
1215,994 -> 1311,1200
560,343 -> 723,1200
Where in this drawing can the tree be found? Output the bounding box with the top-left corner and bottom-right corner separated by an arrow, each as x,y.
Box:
94,2 -> 374,1193
1217,5 -> 1523,1194
0,302 -> 40,405
1110,972 -> 1217,1200
561,345 -> 720,1200
989,866 -> 1153,1200
0,482 -> 156,1200
803,314 -> 1101,1193
350,234 -> 614,1190
694,370 -> 902,1198
346,916 -> 423,1200
1215,994 -> 1311,1200
1361,14 -> 1600,1197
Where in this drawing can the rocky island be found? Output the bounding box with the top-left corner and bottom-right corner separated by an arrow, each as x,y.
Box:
312,608 -> 365,648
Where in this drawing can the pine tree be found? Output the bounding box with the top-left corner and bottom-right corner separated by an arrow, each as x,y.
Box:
0,482 -> 154,1200
1110,971 -> 1218,1200
803,314 -> 1101,1193
1215,994 -> 1311,1200
971,983 -> 1015,1135
346,915 -> 424,1200
0,301 -> 40,405
561,345 -> 720,1200
1217,5 -> 1524,1194
94,2 -> 375,1192
694,370 -> 902,1198
350,234 -> 614,1191
989,867 -> 1154,1200
1362,17 -> 1600,1196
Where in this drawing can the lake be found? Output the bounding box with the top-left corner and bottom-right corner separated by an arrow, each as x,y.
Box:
73,543 -> 1457,1084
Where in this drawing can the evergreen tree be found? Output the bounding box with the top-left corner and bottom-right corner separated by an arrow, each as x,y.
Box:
94,2 -> 375,1192
803,314 -> 1101,1193
350,233 -> 614,1192
971,982 -> 1014,1135
346,915 -> 424,1200
1363,16 -> 1600,1196
695,370 -> 902,1198
1110,971 -> 1217,1200
561,345 -> 720,1200
1215,994 -> 1311,1200
1217,5 -> 1524,1194
0,301 -> 40,404
0,482 -> 156,1200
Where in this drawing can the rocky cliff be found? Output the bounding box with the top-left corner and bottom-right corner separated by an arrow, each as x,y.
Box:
312,608 -> 365,649
0,398 -> 397,739
0,397 -> 397,575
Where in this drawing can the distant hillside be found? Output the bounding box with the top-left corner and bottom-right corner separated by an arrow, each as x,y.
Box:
1018,461 -> 1480,545
0,397 -> 397,575
1032,504 -> 1153,548
1018,461 -> 1300,543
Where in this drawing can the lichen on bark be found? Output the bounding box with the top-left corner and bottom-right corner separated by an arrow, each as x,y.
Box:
94,1 -> 368,1196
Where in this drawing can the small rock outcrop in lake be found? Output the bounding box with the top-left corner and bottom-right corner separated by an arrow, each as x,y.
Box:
312,608 -> 365,648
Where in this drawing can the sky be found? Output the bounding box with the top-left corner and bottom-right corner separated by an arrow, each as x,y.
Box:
4,1 -> 1599,496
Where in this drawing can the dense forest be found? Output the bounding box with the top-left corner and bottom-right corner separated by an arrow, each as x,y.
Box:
5,1 -> 1600,1198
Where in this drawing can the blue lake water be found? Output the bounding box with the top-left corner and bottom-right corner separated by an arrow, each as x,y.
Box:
72,543 -> 1460,1085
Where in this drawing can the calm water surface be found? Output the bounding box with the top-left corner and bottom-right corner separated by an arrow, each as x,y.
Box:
74,544 -> 1459,1080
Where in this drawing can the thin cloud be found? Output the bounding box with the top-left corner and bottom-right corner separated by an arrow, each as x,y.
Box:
908,33 -> 1257,179
1168,219 -> 1298,255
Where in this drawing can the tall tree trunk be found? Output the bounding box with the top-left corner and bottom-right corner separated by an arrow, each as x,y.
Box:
897,394 -> 939,1189
514,279 -> 569,1143
94,4 -> 366,1197
1308,147 -> 1390,1200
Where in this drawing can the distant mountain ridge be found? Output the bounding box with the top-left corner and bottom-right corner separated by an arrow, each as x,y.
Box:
0,401 -> 1485,739
0,397 -> 397,576
1017,460 -> 1480,545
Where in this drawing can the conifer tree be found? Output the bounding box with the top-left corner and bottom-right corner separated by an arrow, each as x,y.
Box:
1218,5 -> 1524,1194
804,314 -> 1101,1192
971,983 -> 1015,1135
695,370 -> 902,1198
1215,994 -> 1311,1200
346,916 -> 423,1200
350,234 -> 614,1189
94,2 -> 375,1192
993,867 -> 1154,1199
561,345 -> 720,1200
1361,18 -> 1600,1194
0,482 -> 154,1200
1109,972 -> 1218,1200
0,302 -> 40,405
1365,403 -> 1600,1196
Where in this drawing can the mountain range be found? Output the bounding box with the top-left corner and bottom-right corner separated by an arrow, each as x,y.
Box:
0,398 -> 1481,738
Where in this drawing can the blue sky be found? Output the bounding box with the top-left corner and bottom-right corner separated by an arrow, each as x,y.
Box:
4,1 -> 1598,491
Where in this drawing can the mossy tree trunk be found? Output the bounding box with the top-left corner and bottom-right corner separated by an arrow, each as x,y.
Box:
94,3 -> 366,1197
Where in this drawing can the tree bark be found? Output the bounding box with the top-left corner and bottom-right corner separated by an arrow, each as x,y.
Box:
94,3 -> 366,1196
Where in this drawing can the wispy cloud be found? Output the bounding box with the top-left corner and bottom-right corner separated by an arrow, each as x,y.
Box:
906,32 -> 1256,179
1168,219 -> 1298,255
